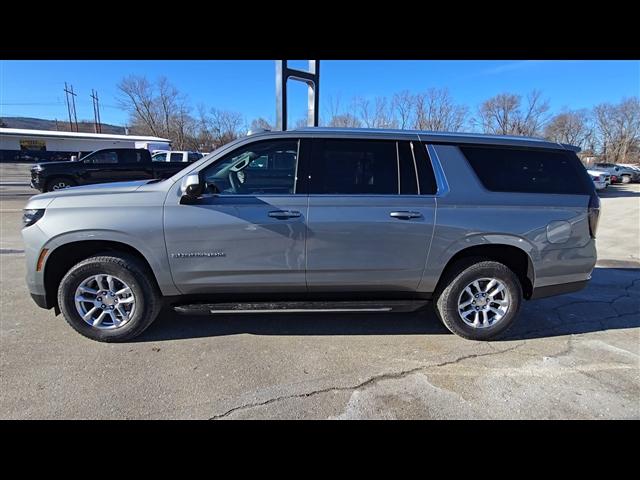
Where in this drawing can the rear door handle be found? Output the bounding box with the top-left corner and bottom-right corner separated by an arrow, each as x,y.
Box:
268,210 -> 302,219
389,211 -> 422,220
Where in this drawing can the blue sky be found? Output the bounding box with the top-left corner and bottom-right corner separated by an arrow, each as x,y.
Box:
1,60 -> 638,127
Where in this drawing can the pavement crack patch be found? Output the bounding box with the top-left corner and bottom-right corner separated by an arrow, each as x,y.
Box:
209,343 -> 524,419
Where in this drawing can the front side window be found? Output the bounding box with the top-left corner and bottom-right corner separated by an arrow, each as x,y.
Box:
310,139 -> 398,194
153,152 -> 167,162
85,150 -> 118,164
201,139 -> 299,195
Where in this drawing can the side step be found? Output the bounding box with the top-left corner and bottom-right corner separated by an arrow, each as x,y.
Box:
174,300 -> 429,316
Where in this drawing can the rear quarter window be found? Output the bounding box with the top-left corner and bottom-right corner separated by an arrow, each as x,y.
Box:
459,146 -> 594,195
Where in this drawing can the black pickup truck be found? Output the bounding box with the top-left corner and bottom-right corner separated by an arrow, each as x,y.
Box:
30,148 -> 195,192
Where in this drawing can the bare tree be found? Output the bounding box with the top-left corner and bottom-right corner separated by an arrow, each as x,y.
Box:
249,117 -> 274,131
328,113 -> 362,128
593,97 -> 640,163
206,109 -> 244,148
355,96 -> 395,128
392,90 -> 414,129
412,88 -> 467,132
544,109 -> 592,149
476,90 -> 549,136
117,76 -> 162,136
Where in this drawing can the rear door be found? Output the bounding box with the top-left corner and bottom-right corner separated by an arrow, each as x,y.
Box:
305,137 -> 437,292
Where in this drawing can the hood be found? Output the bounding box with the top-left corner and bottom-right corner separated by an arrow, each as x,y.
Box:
32,160 -> 76,169
30,180 -> 152,201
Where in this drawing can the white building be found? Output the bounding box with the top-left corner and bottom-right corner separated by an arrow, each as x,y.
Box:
0,128 -> 172,162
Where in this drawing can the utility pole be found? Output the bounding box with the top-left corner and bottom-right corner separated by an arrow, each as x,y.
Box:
90,89 -> 102,133
64,83 -> 79,132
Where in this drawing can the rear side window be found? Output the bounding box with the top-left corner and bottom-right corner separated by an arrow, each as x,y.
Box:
120,150 -> 144,163
168,152 -> 184,162
188,152 -> 203,162
310,139 -> 398,194
460,146 -> 594,194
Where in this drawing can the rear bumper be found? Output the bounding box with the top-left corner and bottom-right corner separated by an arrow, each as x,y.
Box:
530,279 -> 589,300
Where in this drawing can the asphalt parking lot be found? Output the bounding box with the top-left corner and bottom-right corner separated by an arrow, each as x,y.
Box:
1,163 -> 638,419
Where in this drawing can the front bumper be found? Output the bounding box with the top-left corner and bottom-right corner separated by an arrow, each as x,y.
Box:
30,173 -> 44,191
30,293 -> 51,309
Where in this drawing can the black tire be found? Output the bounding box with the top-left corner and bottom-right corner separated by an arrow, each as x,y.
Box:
46,177 -> 76,192
433,258 -> 523,341
57,254 -> 162,342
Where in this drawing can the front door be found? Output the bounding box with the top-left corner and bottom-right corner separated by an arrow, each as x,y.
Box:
163,138 -> 308,295
305,138 -> 437,293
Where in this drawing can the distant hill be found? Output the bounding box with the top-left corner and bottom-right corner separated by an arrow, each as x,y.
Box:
0,117 -> 126,135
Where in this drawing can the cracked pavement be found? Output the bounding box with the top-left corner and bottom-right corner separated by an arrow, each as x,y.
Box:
1,167 -> 639,419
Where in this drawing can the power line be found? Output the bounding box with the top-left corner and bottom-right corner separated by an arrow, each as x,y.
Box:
63,82 -> 79,132
90,89 -> 102,133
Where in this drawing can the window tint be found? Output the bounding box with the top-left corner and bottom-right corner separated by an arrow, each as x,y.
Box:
188,152 -> 203,162
311,139 -> 398,194
414,143 -> 438,194
202,139 -> 299,195
120,150 -> 144,163
460,146 -> 594,194
398,142 -> 418,195
152,152 -> 167,162
85,150 -> 118,164
169,152 -> 184,162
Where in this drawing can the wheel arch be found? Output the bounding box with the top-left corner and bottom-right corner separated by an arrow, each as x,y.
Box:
434,243 -> 536,299
43,240 -> 163,312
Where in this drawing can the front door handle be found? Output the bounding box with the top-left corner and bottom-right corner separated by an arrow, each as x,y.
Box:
390,211 -> 422,220
268,210 -> 302,219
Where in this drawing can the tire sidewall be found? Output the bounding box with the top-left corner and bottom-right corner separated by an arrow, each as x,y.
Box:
58,258 -> 151,342
438,262 -> 522,340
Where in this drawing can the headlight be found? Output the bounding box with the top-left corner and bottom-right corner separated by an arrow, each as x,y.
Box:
23,209 -> 45,228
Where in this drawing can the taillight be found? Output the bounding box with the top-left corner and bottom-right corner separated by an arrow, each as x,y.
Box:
594,176 -> 601,181
612,175 -> 618,182
588,193 -> 600,238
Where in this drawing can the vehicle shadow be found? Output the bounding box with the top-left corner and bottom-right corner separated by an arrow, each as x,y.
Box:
135,267 -> 639,343
598,185 -> 640,198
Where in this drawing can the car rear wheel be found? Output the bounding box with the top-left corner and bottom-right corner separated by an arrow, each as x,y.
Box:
433,258 -> 523,340
46,177 -> 76,192
57,254 -> 162,342
621,175 -> 631,184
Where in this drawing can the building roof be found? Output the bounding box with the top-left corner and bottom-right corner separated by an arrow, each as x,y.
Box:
0,127 -> 171,143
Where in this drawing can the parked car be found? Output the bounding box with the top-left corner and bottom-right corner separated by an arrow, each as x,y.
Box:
22,128 -> 599,342
593,163 -> 640,183
29,148 -> 193,192
587,169 -> 608,191
151,150 -> 205,163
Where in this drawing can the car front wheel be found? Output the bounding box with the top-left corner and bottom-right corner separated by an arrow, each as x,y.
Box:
434,259 -> 523,340
57,254 -> 162,342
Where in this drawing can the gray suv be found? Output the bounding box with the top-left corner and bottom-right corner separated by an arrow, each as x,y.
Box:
21,128 -> 599,342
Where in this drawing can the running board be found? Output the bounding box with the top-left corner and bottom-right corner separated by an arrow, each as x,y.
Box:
173,300 -> 428,316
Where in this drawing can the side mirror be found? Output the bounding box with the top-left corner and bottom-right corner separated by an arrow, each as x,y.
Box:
180,174 -> 202,203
